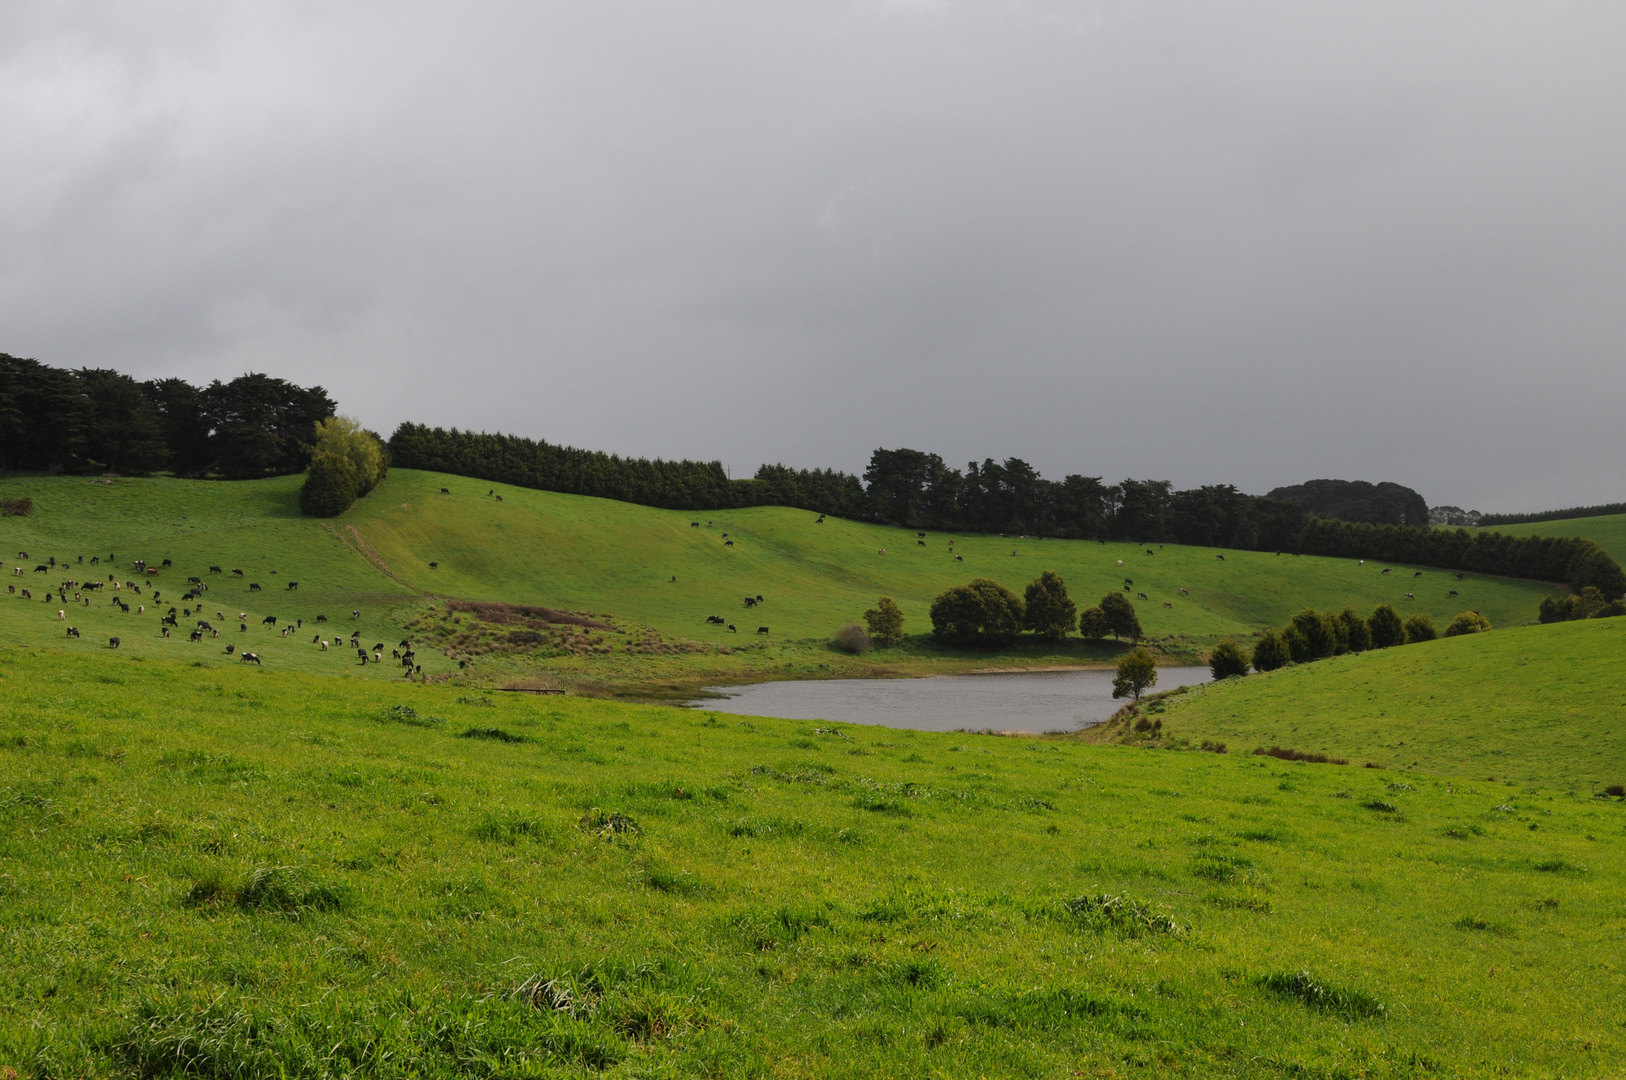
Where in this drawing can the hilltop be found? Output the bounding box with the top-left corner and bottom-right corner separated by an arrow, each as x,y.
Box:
1487,512 -> 1626,567
1,470 -> 1562,694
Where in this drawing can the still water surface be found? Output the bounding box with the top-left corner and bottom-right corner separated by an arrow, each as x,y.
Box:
690,666 -> 1213,734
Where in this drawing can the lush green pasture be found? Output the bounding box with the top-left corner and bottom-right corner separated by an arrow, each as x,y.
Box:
1144,618 -> 1626,790
0,471 -> 1561,694
2,644 -> 1622,1078
1484,513 -> 1626,568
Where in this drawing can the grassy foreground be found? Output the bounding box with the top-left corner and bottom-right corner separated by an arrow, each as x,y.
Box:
0,471 -> 1561,695
2,642 -> 1623,1078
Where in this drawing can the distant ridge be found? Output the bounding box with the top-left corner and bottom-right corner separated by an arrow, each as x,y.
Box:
1479,502 -> 1626,528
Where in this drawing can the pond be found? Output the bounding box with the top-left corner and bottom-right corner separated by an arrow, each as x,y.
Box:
688,666 -> 1213,734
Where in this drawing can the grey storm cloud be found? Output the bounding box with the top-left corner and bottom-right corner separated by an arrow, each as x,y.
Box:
2,1 -> 1623,511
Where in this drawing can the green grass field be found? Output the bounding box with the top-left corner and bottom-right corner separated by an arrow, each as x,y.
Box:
2,641 -> 1622,1078
1482,513 -> 1626,567
1118,617 -> 1626,791
0,471 -> 1563,694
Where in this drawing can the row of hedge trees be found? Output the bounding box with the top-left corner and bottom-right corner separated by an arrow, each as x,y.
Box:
925,572 -> 1143,648
1538,586 -> 1626,624
1206,603 -> 1495,680
0,354 -> 335,478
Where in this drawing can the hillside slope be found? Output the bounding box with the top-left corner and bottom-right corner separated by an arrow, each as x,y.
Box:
1,470 -> 1559,691
1145,618 -> 1626,788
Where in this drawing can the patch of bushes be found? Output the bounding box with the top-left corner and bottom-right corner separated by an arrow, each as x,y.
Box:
1445,611 -> 1493,637
1257,970 -> 1385,1019
929,578 -> 1025,648
1208,639 -> 1250,679
1253,746 -> 1348,765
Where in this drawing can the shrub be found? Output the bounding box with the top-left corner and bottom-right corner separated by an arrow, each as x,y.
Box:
1444,611 -> 1492,637
298,453 -> 357,518
1368,603 -> 1405,648
1076,605 -> 1109,640
1251,629 -> 1289,672
1023,570 -> 1077,640
1596,599 -> 1626,618
1337,606 -> 1372,652
1404,613 -> 1438,643
831,624 -> 871,654
930,579 -> 1025,648
457,727 -> 526,743
0,496 -> 32,517
1289,609 -> 1337,658
299,416 -> 388,518
1209,640 -> 1250,680
1282,624 -> 1312,664
1112,648 -> 1158,702
862,597 -> 905,645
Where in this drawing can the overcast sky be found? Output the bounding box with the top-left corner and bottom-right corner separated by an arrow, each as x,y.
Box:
2,2 -> 1623,511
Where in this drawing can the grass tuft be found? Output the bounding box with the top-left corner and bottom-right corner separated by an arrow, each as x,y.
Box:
1063,894 -> 1185,937
1257,970 -> 1385,1020
1253,746 -> 1348,765
456,727 -> 525,743
579,808 -> 640,839
377,704 -> 444,729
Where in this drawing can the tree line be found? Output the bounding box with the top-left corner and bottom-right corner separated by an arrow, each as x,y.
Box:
1478,501 -> 1626,528
0,354 -> 334,479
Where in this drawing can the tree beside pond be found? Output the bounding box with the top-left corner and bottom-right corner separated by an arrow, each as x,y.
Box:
1112,648 -> 1158,701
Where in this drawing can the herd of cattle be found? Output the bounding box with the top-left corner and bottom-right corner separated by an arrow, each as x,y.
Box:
5,550 -> 422,674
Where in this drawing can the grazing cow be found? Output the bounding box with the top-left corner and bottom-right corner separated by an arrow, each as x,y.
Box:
357,648 -> 369,661
1413,571 -> 1423,578
188,576 -> 202,585
249,583 -> 261,591
1179,587 -> 1189,595
232,569 -> 244,576
1381,568 -> 1392,575
373,642 -> 384,652
724,540 -> 734,547
57,609 -> 65,620
66,627 -> 79,638
744,597 -> 756,607
1163,602 -> 1172,608
1137,592 -> 1148,600
1216,554 -> 1224,561
440,487 -> 450,494
287,581 -> 298,590
1358,559 -> 1364,567
706,615 -> 724,625
262,616 -> 276,626
954,555 -> 963,562
429,562 -> 438,569
816,515 -> 825,524
320,640 -> 329,651
225,644 -> 235,655
352,610 -> 360,619
1116,559 -> 1124,566
209,566 -> 221,573
727,624 -> 737,633
162,559 -> 172,568
241,652 -> 261,665
189,630 -> 203,642
757,626 -> 769,634
239,623 -> 246,632
690,522 -> 700,528
1448,590 -> 1459,597
374,651 -> 383,662
1011,549 -> 1018,556
488,490 -> 494,495
1404,592 -> 1415,600
1455,572 -> 1464,581
91,556 -> 99,566
877,548 -> 884,555
1124,578 -> 1133,585
316,614 -> 327,622
917,532 -> 926,538
1146,549 -> 1154,556
161,627 -> 170,638
34,565 -> 47,573
1123,585 -> 1130,592
109,637 -> 120,649
917,540 -> 925,546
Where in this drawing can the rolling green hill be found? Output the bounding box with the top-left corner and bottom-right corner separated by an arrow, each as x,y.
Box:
0,470 -> 1561,692
1,643 -> 1621,1077
1133,617 -> 1626,790
1485,512 -> 1626,568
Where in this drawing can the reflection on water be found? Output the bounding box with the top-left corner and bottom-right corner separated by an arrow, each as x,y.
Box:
689,666 -> 1213,734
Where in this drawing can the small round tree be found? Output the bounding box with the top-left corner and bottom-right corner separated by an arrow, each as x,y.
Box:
1367,603 -> 1405,648
1251,628 -> 1290,672
1077,605 -> 1109,641
1023,570 -> 1077,641
863,597 -> 905,645
299,453 -> 358,518
1282,624 -> 1313,664
1112,648 -> 1158,701
1209,639 -> 1250,680
1443,611 -> 1492,637
1337,607 -> 1372,652
1403,613 -> 1438,643
1098,592 -> 1142,642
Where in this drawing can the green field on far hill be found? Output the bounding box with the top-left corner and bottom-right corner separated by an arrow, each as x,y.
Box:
1484,513 -> 1626,568
1,640 -> 1622,1078
0,471 -> 1566,695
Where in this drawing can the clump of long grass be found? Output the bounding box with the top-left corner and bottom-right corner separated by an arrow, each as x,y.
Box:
579,808 -> 640,838
1062,893 -> 1185,937
1253,746 -> 1347,765
184,866 -> 351,916
457,727 -> 525,743
377,704 -> 444,729
1257,970 -> 1385,1019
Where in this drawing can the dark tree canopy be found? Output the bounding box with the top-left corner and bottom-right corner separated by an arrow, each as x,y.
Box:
1268,479 -> 1430,529
929,578 -> 1026,649
1023,570 -> 1077,640
1098,592 -> 1142,642
1209,639 -> 1250,680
